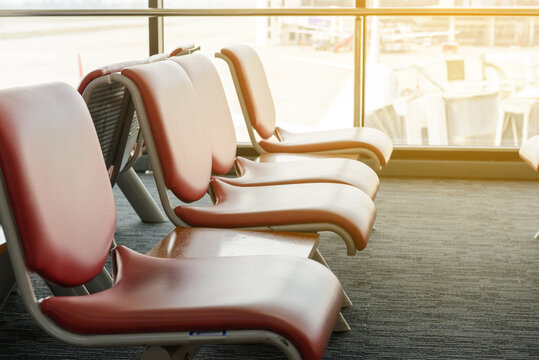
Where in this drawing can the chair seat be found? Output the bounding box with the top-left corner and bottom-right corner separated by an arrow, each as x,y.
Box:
175,179 -> 376,251
215,156 -> 379,199
519,135 -> 539,172
40,246 -> 343,359
259,126 -> 393,166
146,227 -> 318,259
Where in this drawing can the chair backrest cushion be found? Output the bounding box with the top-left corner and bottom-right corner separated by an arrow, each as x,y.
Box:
78,59 -> 153,95
221,45 -> 276,139
122,61 -> 212,202
0,83 -> 116,287
171,54 -> 237,175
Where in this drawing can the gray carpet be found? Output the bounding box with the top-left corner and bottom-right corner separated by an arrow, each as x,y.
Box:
1,174 -> 538,359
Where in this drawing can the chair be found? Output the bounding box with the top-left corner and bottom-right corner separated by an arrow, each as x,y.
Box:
119,60 -> 376,256
519,135 -> 539,239
216,44 -> 394,171
78,44 -> 198,223
81,47 -> 353,329
0,82 -> 344,359
170,53 -> 380,200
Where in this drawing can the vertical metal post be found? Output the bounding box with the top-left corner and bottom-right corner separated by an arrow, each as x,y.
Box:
354,0 -> 367,127
148,0 -> 164,55
0,251 -> 16,308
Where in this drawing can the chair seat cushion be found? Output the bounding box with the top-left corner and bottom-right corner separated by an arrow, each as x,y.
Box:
259,127 -> 393,166
146,227 -> 318,259
40,246 -> 343,359
215,156 -> 379,199
519,135 -> 539,172
175,179 -> 376,251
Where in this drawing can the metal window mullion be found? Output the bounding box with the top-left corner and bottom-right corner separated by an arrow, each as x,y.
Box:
354,0 -> 366,127
2,8 -> 539,17
148,0 -> 164,55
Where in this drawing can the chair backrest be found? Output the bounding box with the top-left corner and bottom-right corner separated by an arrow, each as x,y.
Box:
0,83 -> 116,287
78,60 -> 154,95
221,45 -> 276,140
78,59 -> 155,184
169,43 -> 198,57
78,45 -> 199,184
122,61 -> 213,203
171,53 -> 237,175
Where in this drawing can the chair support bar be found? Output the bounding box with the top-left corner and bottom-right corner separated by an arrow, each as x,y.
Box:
116,168 -> 167,223
83,268 -> 114,294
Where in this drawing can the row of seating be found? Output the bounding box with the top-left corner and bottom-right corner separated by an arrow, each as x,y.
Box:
0,45 -> 394,359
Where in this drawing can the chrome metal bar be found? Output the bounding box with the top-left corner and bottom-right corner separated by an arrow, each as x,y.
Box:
353,0 -> 365,128
84,268 -> 114,293
1,8 -> 539,17
0,251 -> 16,308
116,167 -> 167,224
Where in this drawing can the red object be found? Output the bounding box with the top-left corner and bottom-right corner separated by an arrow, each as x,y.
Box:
121,61 -> 376,251
169,55 -> 237,175
442,42 -> 459,53
224,156 -> 379,199
0,83 -> 115,286
221,46 -> 276,139
77,53 -> 83,78
177,179 -> 375,251
265,126 -> 393,167
0,81 -> 344,359
41,246 -> 343,359
78,59 -> 153,94
122,62 -> 213,203
221,45 -> 393,166
171,53 -> 380,199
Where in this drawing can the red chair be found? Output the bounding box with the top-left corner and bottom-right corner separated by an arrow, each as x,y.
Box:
77,45 -> 197,224
170,53 -> 380,200
0,82 -> 344,359
119,60 -> 376,256
217,44 -> 393,171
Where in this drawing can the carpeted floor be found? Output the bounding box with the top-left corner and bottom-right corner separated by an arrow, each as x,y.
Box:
0,174 -> 538,359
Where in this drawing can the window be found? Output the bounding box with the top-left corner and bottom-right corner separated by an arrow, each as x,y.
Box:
365,13 -> 539,147
165,15 -> 354,143
0,1 -> 148,89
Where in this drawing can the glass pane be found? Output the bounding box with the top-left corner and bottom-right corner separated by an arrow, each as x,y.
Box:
0,1 -> 147,9
164,0 -> 354,9
368,0 -> 539,7
0,17 -> 148,89
365,15 -> 539,147
165,15 -> 354,143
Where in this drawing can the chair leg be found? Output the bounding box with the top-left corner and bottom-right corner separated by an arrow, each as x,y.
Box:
0,252 -> 16,308
312,249 -> 353,308
84,268 -> 114,293
172,345 -> 202,360
46,281 -> 89,296
117,168 -> 167,223
141,345 -> 201,360
333,312 -> 351,333
141,346 -> 174,360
